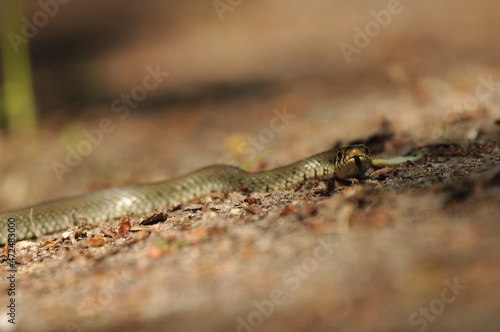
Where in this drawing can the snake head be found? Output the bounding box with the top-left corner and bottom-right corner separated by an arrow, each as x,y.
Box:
335,144 -> 372,179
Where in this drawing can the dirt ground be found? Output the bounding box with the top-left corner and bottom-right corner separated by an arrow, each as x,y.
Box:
1,1 -> 500,332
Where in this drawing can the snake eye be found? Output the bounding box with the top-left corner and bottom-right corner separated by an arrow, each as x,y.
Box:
336,151 -> 343,160
364,146 -> 370,155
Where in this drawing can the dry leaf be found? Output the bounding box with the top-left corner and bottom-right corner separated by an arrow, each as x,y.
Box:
88,237 -> 106,247
118,217 -> 131,238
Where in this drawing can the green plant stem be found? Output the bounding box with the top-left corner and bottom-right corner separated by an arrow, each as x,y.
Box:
0,0 -> 37,136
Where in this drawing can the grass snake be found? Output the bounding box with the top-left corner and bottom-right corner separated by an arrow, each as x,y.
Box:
1,144 -> 420,244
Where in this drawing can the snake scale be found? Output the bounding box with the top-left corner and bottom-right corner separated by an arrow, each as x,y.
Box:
1,144 -> 418,244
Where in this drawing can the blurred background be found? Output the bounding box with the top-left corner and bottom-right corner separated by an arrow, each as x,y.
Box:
0,0 -> 499,207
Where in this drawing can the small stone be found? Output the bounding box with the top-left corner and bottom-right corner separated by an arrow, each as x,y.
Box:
230,208 -> 241,216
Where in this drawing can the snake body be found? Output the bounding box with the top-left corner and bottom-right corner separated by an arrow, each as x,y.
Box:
1,145 -> 372,244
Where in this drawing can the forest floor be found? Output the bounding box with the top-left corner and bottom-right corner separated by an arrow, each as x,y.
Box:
1,72 -> 499,332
